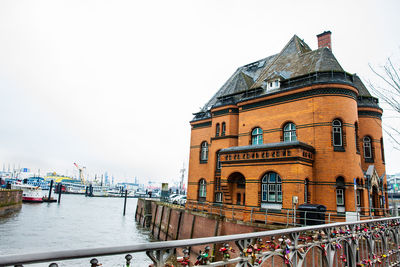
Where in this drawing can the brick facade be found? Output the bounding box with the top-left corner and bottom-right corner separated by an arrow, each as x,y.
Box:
187,33 -> 387,223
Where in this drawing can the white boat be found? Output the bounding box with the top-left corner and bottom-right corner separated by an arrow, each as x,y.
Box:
11,184 -> 44,203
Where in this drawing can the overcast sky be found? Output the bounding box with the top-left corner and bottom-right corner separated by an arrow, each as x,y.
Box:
0,0 -> 399,183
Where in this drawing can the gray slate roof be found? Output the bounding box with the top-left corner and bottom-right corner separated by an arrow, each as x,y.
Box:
197,35 -> 376,114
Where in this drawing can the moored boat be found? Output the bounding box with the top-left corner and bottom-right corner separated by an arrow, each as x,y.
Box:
11,184 -> 44,203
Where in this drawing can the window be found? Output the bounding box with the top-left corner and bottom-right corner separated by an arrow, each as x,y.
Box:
215,192 -> 222,203
200,142 -> 208,162
355,122 -> 360,153
380,138 -> 385,163
304,178 -> 310,203
198,179 -> 207,199
251,127 -> 263,145
283,123 -> 297,142
216,151 -> 221,170
332,119 -> 343,147
363,136 -> 372,160
216,123 -> 220,137
221,122 -> 226,136
356,190 -> 361,207
336,189 -> 344,206
336,177 -> 345,207
274,80 -> 279,87
261,172 -> 282,203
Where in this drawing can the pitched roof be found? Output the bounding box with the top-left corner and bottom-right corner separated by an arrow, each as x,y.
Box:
197,34 -> 375,114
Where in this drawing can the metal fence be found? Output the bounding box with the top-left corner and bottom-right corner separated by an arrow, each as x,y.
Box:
0,216 -> 400,267
185,200 -> 392,226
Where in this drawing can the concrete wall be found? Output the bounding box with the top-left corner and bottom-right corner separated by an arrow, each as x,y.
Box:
0,189 -> 22,216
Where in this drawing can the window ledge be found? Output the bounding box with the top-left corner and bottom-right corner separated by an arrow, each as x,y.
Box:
334,146 -> 345,152
261,203 -> 282,210
200,160 -> 208,164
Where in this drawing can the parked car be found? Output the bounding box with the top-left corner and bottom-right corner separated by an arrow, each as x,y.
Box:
172,195 -> 187,206
168,194 -> 179,203
177,195 -> 186,206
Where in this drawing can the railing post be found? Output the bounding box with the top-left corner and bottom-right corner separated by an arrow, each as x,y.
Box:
125,254 -> 132,267
90,258 -> 99,267
304,211 -> 307,226
265,209 -> 268,224
286,210 -> 289,226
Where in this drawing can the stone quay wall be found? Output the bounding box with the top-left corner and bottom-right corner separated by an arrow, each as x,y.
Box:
0,189 -> 22,216
135,198 -> 286,263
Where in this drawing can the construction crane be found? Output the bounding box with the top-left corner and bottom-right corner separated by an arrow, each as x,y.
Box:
74,163 -> 86,184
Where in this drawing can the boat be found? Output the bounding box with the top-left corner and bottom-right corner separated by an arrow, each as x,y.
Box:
11,184 -> 44,203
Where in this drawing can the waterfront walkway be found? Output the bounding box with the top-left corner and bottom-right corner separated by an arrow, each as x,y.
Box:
0,216 -> 399,266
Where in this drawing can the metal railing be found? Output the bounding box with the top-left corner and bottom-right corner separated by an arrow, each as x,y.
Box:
185,200 -> 392,226
1,216 -> 400,266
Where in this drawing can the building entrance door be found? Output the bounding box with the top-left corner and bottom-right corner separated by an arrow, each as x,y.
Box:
228,172 -> 245,206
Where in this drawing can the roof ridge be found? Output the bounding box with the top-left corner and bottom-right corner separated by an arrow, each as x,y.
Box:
251,35 -> 302,89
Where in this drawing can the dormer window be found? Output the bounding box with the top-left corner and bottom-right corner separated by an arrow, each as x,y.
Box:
267,79 -> 280,90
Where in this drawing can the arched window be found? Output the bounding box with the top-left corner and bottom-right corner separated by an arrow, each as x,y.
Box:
198,179 -> 207,200
221,122 -> 226,136
332,119 -> 343,147
216,123 -> 220,137
251,127 -> 263,145
363,136 -> 372,160
261,172 -> 282,203
283,123 -> 297,142
200,142 -> 208,162
336,177 -> 345,212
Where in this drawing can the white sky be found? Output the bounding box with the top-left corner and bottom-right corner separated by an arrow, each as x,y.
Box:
0,0 -> 399,183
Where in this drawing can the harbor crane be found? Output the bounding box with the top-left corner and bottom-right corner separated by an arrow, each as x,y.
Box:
73,163 -> 86,184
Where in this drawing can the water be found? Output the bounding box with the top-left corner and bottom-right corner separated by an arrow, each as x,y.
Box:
0,194 -> 152,266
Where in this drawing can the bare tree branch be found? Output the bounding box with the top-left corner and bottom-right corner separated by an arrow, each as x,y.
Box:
369,55 -> 400,148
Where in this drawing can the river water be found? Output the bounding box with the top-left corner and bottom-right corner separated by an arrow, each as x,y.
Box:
0,194 -> 152,266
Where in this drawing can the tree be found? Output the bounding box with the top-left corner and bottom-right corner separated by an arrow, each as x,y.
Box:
369,56 -> 400,149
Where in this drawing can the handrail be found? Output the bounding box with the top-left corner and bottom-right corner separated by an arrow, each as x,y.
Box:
0,216 -> 399,266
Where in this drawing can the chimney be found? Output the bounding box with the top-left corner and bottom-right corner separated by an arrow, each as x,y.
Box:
316,31 -> 332,50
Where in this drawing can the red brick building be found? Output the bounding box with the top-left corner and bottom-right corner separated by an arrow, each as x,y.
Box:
187,31 -> 387,222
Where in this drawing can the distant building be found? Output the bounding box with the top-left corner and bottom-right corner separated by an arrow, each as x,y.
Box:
387,174 -> 400,194
187,31 -> 387,222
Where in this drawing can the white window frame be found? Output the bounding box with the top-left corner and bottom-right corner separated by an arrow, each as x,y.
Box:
283,123 -> 297,142
336,188 -> 344,206
215,192 -> 222,203
252,128 -> 263,145
200,142 -> 208,161
261,172 -> 282,203
199,179 -> 207,198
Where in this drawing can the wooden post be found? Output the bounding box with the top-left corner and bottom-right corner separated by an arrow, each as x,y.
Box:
48,180 -> 54,200
57,183 -> 62,204
123,190 -> 128,216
